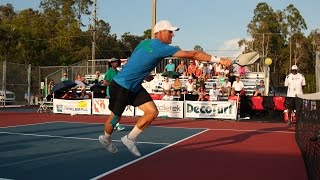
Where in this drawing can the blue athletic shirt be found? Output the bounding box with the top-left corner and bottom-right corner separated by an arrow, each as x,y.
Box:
113,39 -> 180,92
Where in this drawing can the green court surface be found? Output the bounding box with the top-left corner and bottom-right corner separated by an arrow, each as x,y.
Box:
0,122 -> 205,180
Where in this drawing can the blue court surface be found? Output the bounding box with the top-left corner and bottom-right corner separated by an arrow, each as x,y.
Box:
0,122 -> 206,180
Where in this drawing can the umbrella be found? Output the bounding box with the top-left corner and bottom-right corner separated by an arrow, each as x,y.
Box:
161,71 -> 181,78
90,82 -> 106,91
233,51 -> 260,66
75,80 -> 86,88
52,80 -> 77,93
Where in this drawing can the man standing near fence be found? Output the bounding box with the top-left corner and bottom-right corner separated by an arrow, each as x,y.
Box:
103,57 -> 125,131
98,20 -> 232,156
284,65 -> 306,125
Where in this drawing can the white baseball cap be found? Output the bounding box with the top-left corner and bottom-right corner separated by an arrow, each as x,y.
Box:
154,20 -> 179,33
291,65 -> 298,70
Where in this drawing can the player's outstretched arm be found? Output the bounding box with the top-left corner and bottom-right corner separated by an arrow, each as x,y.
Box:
172,50 -> 232,67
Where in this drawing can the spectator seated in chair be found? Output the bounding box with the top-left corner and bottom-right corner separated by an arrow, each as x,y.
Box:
184,76 -> 195,94
220,77 -> 231,96
254,80 -> 265,96
162,91 -> 174,101
231,76 -> 244,96
172,77 -> 182,97
162,77 -> 172,95
61,88 -> 77,99
209,83 -> 220,101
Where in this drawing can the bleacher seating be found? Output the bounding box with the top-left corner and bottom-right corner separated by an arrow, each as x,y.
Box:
84,74 -> 105,85
145,72 -> 265,100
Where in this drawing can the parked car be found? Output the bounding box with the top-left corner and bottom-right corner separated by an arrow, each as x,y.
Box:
0,90 -> 16,104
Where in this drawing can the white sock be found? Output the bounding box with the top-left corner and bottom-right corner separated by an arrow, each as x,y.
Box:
127,125 -> 143,141
104,132 -> 111,142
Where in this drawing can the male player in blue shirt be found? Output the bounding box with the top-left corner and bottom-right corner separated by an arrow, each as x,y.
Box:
99,20 -> 232,156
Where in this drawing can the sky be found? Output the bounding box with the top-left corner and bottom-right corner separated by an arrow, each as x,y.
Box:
1,0 -> 320,57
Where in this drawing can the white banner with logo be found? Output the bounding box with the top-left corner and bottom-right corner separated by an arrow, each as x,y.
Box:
135,100 -> 184,118
53,99 -> 91,115
185,100 -> 237,120
92,98 -> 134,116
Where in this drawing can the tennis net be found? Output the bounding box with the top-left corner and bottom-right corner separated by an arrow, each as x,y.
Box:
295,93 -> 320,180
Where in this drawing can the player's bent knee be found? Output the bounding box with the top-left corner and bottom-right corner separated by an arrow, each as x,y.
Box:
145,109 -> 159,119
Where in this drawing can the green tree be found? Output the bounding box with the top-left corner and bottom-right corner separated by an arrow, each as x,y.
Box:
194,45 -> 203,51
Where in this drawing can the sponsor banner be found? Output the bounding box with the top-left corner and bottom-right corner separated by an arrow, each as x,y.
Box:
184,101 -> 237,120
53,99 -> 91,115
92,98 -> 134,116
135,100 -> 183,118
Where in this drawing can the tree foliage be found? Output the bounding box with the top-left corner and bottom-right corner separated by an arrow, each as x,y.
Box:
240,2 -> 317,92
0,2 -> 318,92
0,2 -> 149,66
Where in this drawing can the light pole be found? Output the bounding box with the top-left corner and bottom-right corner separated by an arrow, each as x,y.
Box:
151,0 -> 156,39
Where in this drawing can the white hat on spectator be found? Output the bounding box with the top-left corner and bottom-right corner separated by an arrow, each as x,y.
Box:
154,20 -> 179,33
291,65 -> 298,70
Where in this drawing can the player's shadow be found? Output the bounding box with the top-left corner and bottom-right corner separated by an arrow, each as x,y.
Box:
176,126 -> 294,150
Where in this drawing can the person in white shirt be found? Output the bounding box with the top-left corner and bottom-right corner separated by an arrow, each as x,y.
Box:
285,65 -> 305,97
162,77 -> 172,95
284,65 -> 306,125
185,76 -> 195,93
231,76 -> 244,96
162,91 -> 174,101
220,77 -> 232,96
209,83 -> 221,101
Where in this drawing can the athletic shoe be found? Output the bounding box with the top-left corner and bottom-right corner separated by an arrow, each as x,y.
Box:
98,135 -> 118,153
121,135 -> 141,157
116,124 -> 125,131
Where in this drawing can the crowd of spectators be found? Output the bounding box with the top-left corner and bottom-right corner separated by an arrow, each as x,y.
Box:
160,59 -> 265,101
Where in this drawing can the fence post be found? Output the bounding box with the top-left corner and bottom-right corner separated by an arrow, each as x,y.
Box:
27,64 -> 31,106
45,77 -> 48,97
316,51 -> 320,92
1,61 -> 6,107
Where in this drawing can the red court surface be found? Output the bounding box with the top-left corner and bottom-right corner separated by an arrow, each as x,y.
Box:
0,112 -> 308,180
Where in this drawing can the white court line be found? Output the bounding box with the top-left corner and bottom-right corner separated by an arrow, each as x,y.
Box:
0,131 -> 170,145
0,178 -> 14,180
0,121 -> 58,129
208,128 -> 295,134
90,129 -> 210,180
55,121 -> 206,130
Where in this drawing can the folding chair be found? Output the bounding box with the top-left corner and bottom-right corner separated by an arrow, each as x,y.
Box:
271,96 -> 287,120
37,94 -> 53,113
250,96 -> 266,117
273,96 -> 286,111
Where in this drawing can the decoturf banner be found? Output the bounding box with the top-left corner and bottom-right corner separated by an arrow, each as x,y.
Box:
184,100 -> 237,120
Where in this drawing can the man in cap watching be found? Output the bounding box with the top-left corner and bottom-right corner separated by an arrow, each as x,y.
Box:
284,65 -> 306,125
98,20 -> 232,156
103,57 -> 125,131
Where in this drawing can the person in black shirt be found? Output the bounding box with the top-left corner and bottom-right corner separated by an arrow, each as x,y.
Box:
228,71 -> 236,86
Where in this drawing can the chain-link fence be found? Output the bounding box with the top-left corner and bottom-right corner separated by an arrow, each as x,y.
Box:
40,59 -> 113,97
1,61 -> 40,106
